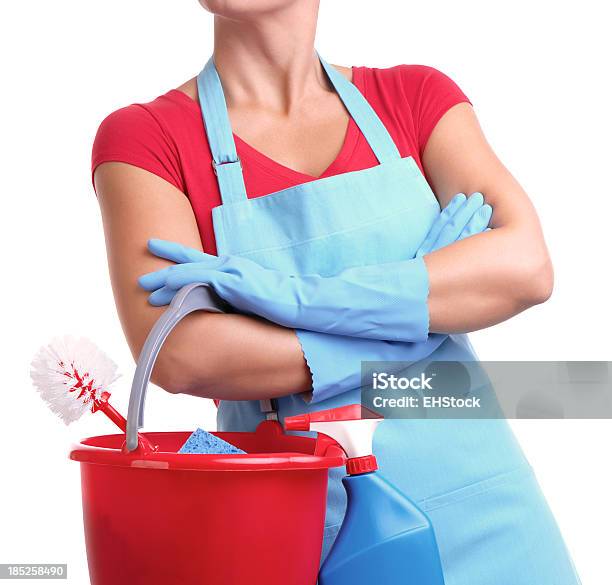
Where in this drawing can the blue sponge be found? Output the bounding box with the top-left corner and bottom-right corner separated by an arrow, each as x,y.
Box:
178,428 -> 245,454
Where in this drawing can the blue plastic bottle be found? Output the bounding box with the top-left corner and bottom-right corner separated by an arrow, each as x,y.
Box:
285,406 -> 445,585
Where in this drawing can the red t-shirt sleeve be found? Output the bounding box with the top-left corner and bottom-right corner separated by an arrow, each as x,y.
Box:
398,65 -> 471,157
91,104 -> 184,193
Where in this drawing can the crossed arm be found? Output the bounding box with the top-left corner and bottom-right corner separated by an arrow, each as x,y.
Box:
94,103 -> 552,399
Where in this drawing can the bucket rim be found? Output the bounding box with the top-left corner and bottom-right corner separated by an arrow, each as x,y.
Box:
69,430 -> 345,472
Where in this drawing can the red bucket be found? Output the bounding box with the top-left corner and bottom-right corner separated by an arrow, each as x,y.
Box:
70,285 -> 344,584
70,420 -> 344,585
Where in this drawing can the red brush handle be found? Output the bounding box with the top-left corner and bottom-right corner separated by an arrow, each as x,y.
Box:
94,392 -> 157,452
96,393 -> 127,431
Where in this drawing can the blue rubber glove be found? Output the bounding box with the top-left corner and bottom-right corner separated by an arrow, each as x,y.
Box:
141,250 -> 430,341
297,193 -> 492,398
295,329 -> 449,403
415,192 -> 491,257
139,193 -> 491,342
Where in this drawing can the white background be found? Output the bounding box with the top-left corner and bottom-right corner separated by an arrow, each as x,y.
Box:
1,1 -> 610,583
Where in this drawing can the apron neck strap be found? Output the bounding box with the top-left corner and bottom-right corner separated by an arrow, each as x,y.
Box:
197,58 -> 247,205
317,56 -> 400,163
196,54 -> 401,205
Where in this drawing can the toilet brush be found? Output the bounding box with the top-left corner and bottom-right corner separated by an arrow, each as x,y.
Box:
30,336 -> 156,451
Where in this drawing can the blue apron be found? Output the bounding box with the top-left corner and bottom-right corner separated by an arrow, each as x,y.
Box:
196,56 -> 581,584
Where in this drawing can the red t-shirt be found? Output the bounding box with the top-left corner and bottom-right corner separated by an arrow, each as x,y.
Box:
92,65 -> 469,254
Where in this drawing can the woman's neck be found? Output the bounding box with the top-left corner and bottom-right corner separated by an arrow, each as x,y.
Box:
212,2 -> 325,115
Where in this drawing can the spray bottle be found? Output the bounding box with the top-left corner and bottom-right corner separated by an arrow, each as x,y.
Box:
285,405 -> 446,585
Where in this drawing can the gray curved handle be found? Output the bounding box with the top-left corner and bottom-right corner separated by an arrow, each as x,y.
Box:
126,284 -> 229,451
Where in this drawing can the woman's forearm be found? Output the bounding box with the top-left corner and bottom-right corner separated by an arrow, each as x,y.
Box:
152,218 -> 553,398
421,103 -> 554,333
152,311 -> 312,400
426,224 -> 553,333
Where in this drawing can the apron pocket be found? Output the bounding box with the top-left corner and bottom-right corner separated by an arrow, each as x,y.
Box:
418,465 -> 534,514
419,466 -> 581,585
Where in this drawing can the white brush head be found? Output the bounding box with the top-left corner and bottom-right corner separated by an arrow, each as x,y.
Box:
30,336 -> 120,425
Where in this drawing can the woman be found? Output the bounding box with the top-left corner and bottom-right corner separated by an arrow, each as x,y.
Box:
92,1 -> 580,583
